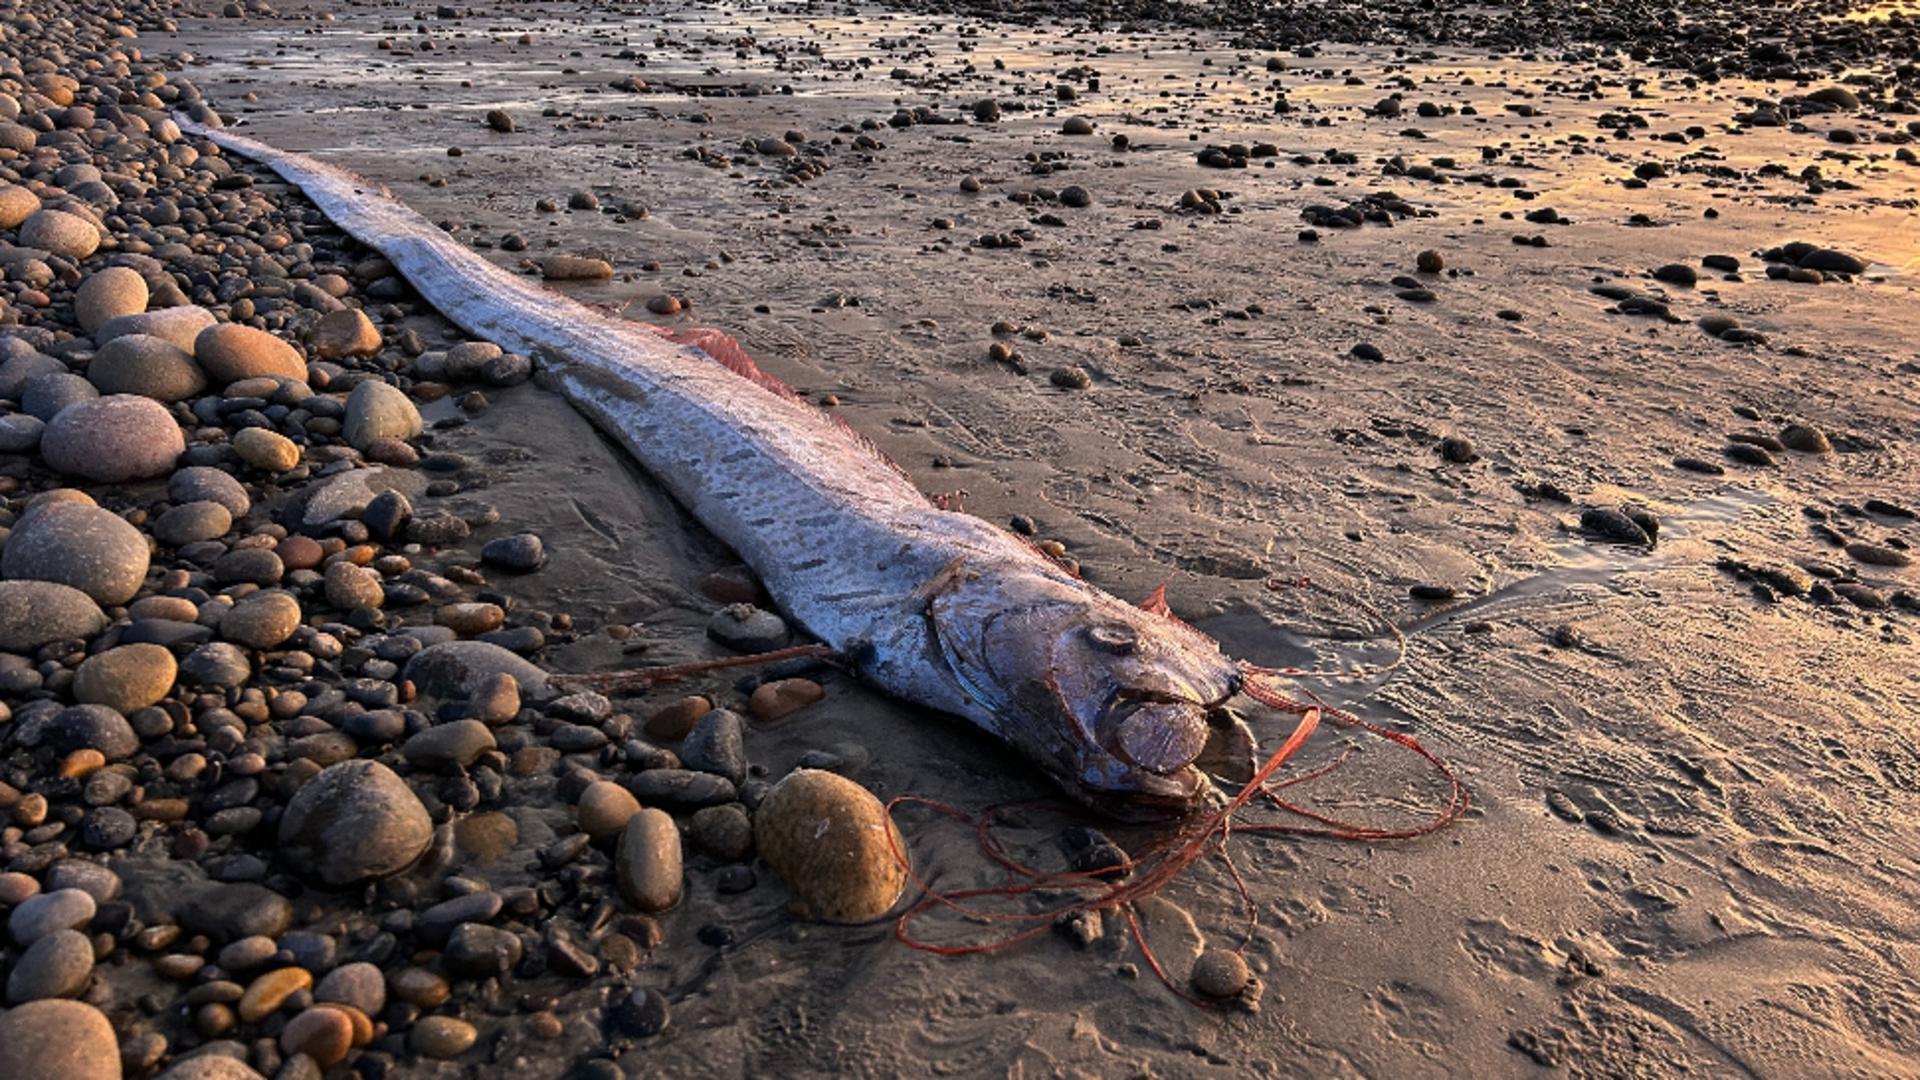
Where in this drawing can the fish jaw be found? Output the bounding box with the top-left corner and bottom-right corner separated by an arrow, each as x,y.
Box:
923,560 -> 1243,817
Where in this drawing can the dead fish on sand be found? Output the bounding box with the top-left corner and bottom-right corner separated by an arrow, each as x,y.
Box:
178,118 -> 1379,819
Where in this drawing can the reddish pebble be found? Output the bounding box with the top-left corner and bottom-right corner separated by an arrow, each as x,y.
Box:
276,535 -> 325,571
749,678 -> 824,721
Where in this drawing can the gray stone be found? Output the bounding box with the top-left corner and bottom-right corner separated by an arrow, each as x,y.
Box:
402,719 -> 496,771
22,371 -> 96,421
95,304 -> 216,353
615,808 -> 683,913
86,333 -> 206,402
278,760 -> 432,887
403,640 -> 550,700
0,1000 -> 119,1080
2,501 -> 150,605
0,412 -> 43,451
6,928 -> 94,1002
40,394 -> 184,482
680,708 -> 747,785
0,581 -> 107,650
341,379 -> 420,450
8,888 -> 96,945
0,348 -> 63,399
46,705 -> 139,761
168,466 -> 251,517
179,642 -> 251,688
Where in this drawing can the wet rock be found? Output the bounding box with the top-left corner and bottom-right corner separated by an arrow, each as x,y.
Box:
578,780 -> 641,839
308,308 -> 381,359
133,336 -> 256,391
644,695 -> 711,740
481,532 -> 545,571
1192,949 -> 1251,998
754,769 -> 907,922
277,760 -> 433,886
748,677 -> 824,721
232,427 -> 300,472
194,324 -> 306,385
615,808 -> 683,912
20,208 -> 101,259
177,882 -> 292,943
46,705 -> 139,761
6,928 -> 94,1002
612,987 -> 670,1037
540,256 -> 614,280
220,591 -> 301,649
97,305 -> 217,353
404,640 -> 550,699
170,467 -> 252,518
9,888 -> 96,943
72,644 -> 176,712
626,769 -> 736,808
1781,424 -> 1831,454
73,267 -> 149,334
409,1016 -> 477,1059
2,501 -> 149,605
342,379 -> 421,450
402,719 -> 496,770
689,804 -> 754,861
680,708 -> 746,784
1845,542 -> 1910,568
1580,507 -> 1651,545
39,394 -> 183,481
0,999 -> 119,1080
706,604 -> 789,652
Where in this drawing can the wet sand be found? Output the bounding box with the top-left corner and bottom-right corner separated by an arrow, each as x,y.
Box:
175,1 -> 1920,1075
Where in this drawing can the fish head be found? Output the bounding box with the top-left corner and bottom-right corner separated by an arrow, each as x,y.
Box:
929,569 -> 1242,819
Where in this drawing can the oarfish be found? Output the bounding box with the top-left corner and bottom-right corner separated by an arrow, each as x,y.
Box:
178,118 -> 1257,818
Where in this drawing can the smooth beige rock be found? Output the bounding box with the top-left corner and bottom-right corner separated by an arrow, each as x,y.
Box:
73,267 -> 148,333
755,769 -> 907,923
73,644 -> 176,711
615,807 -> 683,912
194,323 -> 305,385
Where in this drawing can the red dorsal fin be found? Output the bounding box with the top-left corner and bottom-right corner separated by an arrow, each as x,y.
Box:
645,323 -> 916,487
1139,582 -> 1172,617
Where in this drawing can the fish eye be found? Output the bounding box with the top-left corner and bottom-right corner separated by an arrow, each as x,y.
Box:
1085,622 -> 1137,655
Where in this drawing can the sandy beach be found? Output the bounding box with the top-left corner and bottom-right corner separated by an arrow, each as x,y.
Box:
2,0 -> 1919,1075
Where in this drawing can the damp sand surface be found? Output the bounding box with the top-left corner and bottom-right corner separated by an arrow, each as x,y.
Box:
176,2 -> 1920,1074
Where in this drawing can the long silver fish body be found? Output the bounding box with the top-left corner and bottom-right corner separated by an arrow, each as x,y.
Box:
179,118 -> 1245,817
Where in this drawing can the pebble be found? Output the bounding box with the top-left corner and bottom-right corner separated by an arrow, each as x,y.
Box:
342,379 -> 421,449
1191,949 -> 1251,997
237,966 -> 312,1022
578,780 -> 642,839
1780,424 -> 1831,454
154,501 -> 233,545
754,769 -> 907,922
437,601 -> 505,635
645,695 -> 711,740
6,928 -> 94,1002
73,644 -> 176,712
279,1006 -> 355,1068
1845,542 -> 1910,568
706,603 -> 790,652
73,267 -> 149,334
47,705 -> 139,761
9,888 -> 96,944
0,182 -> 40,228
314,962 -> 386,1016
689,804 -> 755,861
277,760 -> 433,886
0,581 -> 107,651
680,708 -> 747,783
0,999 -> 120,1080
97,305 -> 216,353
749,678 -> 825,721
616,808 -> 684,912
540,256 -> 614,280
481,532 -> 545,571
170,466 -> 252,517
39,394 -> 184,481
20,208 -> 101,259
23,372 -> 97,421
323,561 -> 385,610
1580,507 -> 1652,545
232,427 -> 300,472
409,1016 -> 478,1058
194,323 -> 306,385
467,671 -> 521,722
403,640 -> 550,698
1,500 -> 150,605
612,987 -> 670,1037
88,334 -> 207,401
220,590 -> 302,648
308,308 -> 382,359
402,719 -> 497,770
